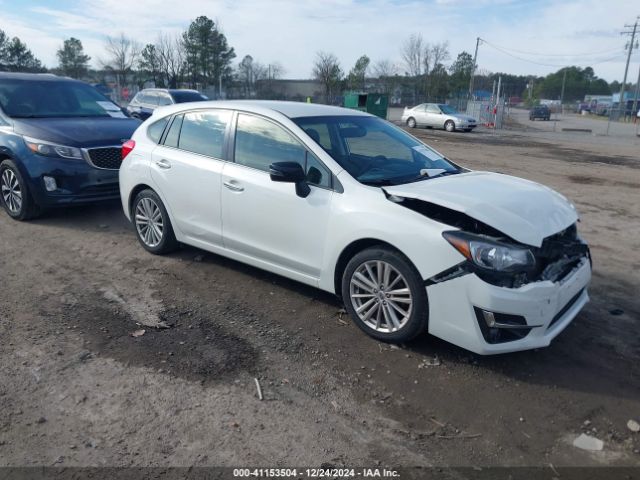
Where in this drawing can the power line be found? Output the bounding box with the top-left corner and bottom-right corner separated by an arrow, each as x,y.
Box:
481,39 -> 626,68
484,43 -> 622,58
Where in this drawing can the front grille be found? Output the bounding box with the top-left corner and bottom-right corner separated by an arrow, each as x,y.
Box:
87,147 -> 122,170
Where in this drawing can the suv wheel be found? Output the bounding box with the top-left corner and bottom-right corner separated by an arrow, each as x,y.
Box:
0,160 -> 39,221
341,246 -> 428,343
444,120 -> 455,132
132,189 -> 178,254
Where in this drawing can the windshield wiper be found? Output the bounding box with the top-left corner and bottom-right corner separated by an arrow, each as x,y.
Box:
403,169 -> 461,184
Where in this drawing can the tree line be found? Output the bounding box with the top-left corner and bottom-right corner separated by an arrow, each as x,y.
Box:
311,32 -> 618,105
0,23 -> 629,105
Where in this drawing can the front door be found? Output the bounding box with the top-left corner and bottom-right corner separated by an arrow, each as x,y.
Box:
221,113 -> 333,280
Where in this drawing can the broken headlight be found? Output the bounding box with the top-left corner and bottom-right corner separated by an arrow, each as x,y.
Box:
443,231 -> 535,273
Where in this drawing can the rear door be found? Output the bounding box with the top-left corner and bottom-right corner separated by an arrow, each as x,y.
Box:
220,112 -> 333,280
412,104 -> 428,125
150,109 -> 232,247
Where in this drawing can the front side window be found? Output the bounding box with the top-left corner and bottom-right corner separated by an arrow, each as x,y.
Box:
293,115 -> 459,186
426,104 -> 441,114
178,110 -> 231,158
234,114 -> 305,172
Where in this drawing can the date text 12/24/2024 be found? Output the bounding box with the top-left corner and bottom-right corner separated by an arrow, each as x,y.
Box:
233,468 -> 401,478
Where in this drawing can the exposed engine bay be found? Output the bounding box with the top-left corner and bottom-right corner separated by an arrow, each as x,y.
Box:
397,198 -> 590,288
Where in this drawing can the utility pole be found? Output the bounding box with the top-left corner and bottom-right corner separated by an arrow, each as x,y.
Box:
468,37 -> 481,100
618,17 -> 639,121
554,69 -> 567,133
632,63 -> 640,119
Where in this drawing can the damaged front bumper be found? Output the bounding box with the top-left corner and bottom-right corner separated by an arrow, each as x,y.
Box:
426,257 -> 591,355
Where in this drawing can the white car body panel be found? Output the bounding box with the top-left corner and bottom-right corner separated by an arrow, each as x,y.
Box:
384,171 -> 578,247
150,144 -> 225,246
120,100 -> 591,355
221,161 -> 333,278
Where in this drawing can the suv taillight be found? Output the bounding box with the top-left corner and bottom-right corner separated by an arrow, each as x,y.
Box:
122,140 -> 135,159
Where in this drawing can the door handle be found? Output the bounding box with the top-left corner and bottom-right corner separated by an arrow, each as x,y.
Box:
223,180 -> 244,192
155,159 -> 172,169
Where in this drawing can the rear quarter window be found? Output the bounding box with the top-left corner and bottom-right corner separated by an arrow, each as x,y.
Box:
147,117 -> 169,143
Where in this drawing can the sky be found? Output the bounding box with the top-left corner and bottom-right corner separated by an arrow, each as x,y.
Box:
0,0 -> 638,82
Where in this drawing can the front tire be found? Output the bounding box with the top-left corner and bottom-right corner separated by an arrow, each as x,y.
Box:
406,117 -> 417,128
444,120 -> 455,132
0,160 -> 40,221
132,189 -> 178,254
341,246 -> 428,343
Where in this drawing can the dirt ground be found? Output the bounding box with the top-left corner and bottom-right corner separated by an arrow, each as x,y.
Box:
0,113 -> 639,472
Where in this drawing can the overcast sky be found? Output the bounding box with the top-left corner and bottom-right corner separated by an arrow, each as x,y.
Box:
0,0 -> 638,82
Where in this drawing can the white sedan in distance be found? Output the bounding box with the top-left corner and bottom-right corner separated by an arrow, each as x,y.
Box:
119,101 -> 591,354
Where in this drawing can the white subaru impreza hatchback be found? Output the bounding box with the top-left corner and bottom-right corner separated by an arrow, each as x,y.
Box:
119,101 -> 591,355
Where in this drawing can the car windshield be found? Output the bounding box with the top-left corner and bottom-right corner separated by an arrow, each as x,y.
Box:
293,115 -> 460,186
439,104 -> 459,115
0,79 -> 121,118
171,91 -> 208,103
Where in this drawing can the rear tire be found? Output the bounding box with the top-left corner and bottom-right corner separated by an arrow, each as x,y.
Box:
132,189 -> 178,255
341,246 -> 428,343
0,159 -> 40,221
406,117 -> 417,128
444,120 -> 455,132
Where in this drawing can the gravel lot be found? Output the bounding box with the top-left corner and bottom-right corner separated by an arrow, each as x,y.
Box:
0,112 -> 639,470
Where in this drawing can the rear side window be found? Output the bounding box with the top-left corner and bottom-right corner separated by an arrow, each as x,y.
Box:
177,110 -> 231,158
163,114 -> 183,148
147,117 -> 169,143
234,114 -> 305,172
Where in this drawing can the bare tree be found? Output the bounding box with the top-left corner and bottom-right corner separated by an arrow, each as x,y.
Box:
401,33 -> 424,78
157,33 -> 185,89
312,52 -> 343,104
372,59 -> 399,94
424,41 -> 450,99
423,41 -> 449,76
373,59 -> 398,78
102,33 -> 141,98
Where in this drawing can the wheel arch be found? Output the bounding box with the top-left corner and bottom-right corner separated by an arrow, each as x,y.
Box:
128,183 -> 156,217
333,238 -> 406,298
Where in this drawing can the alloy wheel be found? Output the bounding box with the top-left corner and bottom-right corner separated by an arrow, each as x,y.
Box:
135,197 -> 164,248
1,169 -> 22,214
349,260 -> 413,333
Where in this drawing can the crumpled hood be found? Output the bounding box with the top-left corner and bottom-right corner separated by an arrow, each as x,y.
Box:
384,171 -> 578,247
13,117 -> 140,148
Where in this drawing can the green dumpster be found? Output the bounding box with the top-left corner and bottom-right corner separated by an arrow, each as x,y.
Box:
344,93 -> 388,119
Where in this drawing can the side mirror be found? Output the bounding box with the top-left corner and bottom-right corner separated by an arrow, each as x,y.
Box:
269,161 -> 310,198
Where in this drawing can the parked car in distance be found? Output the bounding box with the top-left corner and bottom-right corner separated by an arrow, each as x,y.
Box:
120,101 -> 591,355
0,72 -> 140,220
401,103 -> 477,132
126,88 -> 208,121
529,105 -> 551,121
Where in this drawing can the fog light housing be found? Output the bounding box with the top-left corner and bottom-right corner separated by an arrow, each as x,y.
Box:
473,307 -> 535,344
43,176 -> 57,192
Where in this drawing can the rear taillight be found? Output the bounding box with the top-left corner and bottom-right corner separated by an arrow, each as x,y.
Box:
122,139 -> 136,159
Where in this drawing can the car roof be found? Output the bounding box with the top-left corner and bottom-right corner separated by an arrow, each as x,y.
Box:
139,88 -> 201,94
0,72 -> 77,82
154,100 -> 371,119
